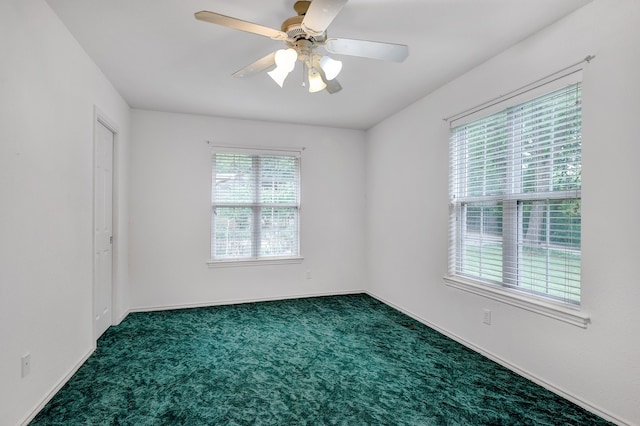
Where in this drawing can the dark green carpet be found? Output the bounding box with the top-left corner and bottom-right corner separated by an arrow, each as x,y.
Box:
31,294 -> 610,425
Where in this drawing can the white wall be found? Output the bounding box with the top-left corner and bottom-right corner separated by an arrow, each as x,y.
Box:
4,0 -> 637,424
0,0 -> 131,424
129,110 -> 366,310
365,0 -> 639,424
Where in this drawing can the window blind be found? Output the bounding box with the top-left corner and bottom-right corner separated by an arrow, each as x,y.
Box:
212,152 -> 300,261
449,83 -> 582,304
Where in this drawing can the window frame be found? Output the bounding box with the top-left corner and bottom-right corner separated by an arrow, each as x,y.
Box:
207,146 -> 304,267
445,75 -> 590,328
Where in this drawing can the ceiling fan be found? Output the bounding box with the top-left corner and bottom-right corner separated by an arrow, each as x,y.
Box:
194,0 -> 409,94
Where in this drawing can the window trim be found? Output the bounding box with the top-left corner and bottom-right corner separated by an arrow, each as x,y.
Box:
207,256 -> 304,268
444,275 -> 590,328
208,145 -> 303,266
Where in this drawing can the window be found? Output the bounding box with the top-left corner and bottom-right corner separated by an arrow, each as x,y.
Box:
448,83 -> 582,306
210,149 -> 301,264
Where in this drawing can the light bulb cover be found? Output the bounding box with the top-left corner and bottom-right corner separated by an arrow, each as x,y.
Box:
308,69 -> 327,93
268,48 -> 298,88
275,48 -> 298,71
267,67 -> 289,88
319,55 -> 342,80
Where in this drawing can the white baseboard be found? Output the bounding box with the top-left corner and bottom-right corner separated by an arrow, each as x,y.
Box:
113,308 -> 130,325
20,345 -> 96,426
129,289 -> 366,314
365,291 -> 629,426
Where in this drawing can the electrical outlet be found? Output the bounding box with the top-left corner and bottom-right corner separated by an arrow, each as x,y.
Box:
21,353 -> 31,378
483,309 -> 492,325
306,270 -> 312,280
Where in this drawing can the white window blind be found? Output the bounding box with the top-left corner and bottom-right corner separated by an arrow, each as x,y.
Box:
211,152 -> 300,261
449,83 -> 582,305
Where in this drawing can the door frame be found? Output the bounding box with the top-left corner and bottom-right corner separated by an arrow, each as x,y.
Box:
93,106 -> 119,342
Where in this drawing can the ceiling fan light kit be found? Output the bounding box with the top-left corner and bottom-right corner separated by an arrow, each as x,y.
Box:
195,0 -> 408,94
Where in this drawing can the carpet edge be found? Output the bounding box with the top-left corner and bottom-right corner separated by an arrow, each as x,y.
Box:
128,289 -> 367,314
20,345 -> 96,426
365,290 -> 629,426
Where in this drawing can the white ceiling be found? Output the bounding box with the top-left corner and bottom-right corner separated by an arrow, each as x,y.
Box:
46,0 -> 592,130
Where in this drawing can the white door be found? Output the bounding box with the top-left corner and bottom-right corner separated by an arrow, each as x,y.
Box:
94,120 -> 114,339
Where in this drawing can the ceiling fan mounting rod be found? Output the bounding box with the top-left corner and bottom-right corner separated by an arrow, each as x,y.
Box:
293,1 -> 312,16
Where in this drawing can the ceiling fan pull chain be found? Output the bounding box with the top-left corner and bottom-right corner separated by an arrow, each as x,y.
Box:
302,61 -> 307,87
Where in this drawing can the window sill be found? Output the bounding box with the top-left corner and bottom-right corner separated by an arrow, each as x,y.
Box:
207,256 -> 304,268
443,275 -> 590,328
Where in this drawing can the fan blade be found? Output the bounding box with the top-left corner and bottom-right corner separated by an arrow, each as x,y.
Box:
195,11 -> 287,41
232,51 -> 277,78
325,38 -> 409,62
301,0 -> 348,36
324,78 -> 342,94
